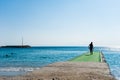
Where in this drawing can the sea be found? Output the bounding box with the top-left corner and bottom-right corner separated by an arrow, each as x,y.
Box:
0,46 -> 120,80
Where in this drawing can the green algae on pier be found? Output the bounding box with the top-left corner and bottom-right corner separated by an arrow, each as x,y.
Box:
70,52 -> 101,62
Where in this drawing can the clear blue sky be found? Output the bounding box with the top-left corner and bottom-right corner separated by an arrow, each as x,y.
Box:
0,0 -> 120,46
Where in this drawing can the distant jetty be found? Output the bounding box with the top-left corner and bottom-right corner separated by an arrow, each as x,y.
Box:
1,37 -> 31,48
1,45 -> 31,48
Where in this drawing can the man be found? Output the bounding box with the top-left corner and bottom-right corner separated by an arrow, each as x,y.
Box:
89,42 -> 93,55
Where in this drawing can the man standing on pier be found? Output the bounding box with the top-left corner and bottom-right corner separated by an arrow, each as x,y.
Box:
89,42 -> 93,55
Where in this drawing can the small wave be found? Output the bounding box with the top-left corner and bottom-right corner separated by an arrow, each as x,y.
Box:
0,67 -> 40,72
110,66 -> 120,80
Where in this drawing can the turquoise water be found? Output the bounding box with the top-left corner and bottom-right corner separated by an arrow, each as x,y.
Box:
0,46 -> 120,80
104,50 -> 120,80
0,47 -> 86,76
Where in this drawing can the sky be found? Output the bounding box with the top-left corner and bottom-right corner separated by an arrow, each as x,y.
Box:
0,0 -> 120,46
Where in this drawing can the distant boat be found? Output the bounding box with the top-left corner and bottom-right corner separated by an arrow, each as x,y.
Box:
1,37 -> 31,48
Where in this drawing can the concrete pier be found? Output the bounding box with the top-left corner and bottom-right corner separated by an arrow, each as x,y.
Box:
0,52 -> 115,80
